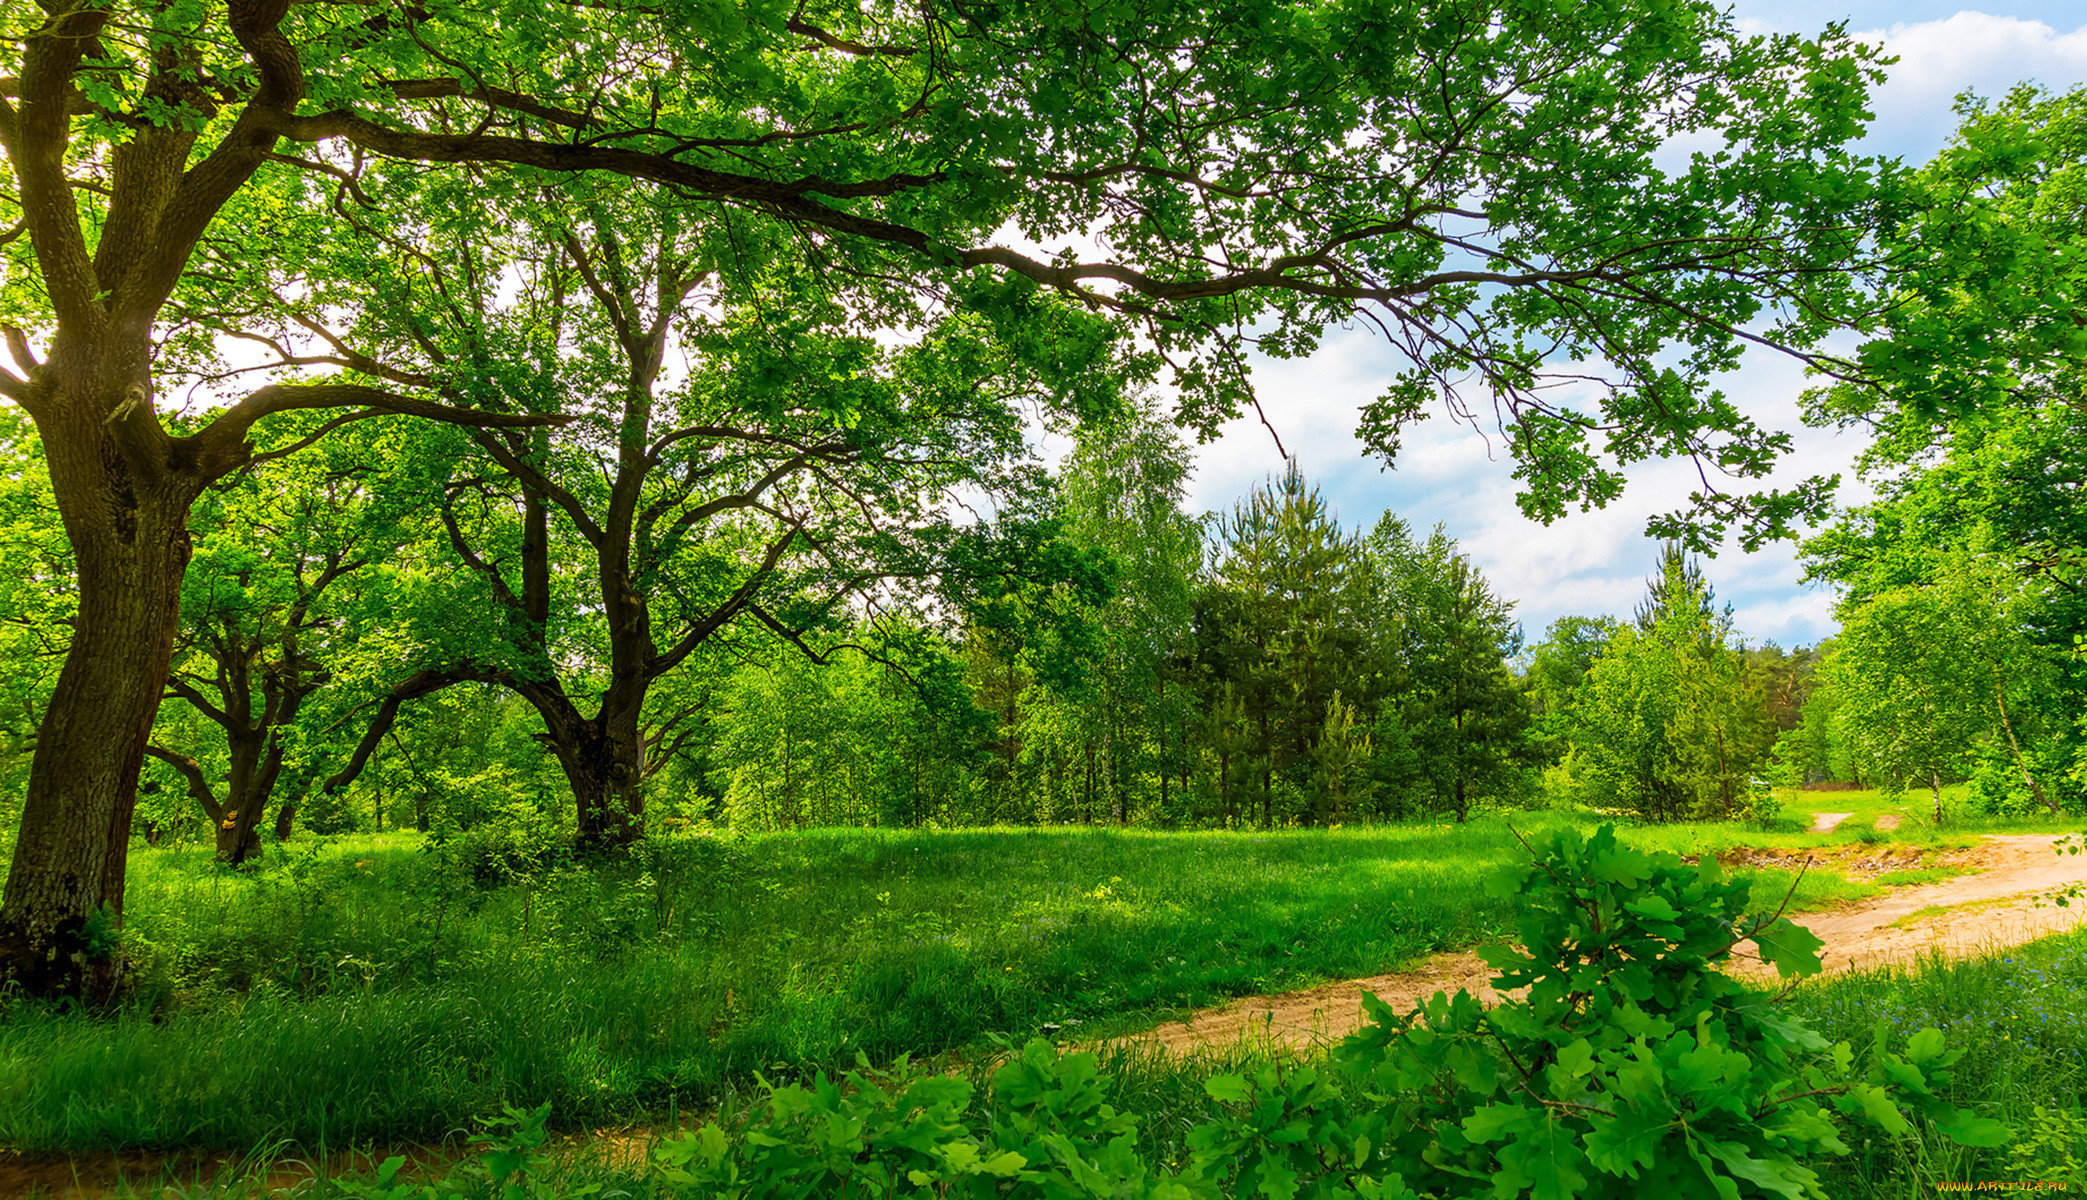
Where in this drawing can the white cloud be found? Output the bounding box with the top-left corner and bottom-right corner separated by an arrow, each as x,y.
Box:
1858,13 -> 2087,158
1174,10 -> 2086,649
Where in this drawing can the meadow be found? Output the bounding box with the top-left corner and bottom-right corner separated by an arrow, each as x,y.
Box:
0,790 -> 2079,1196
0,810 -> 1892,1153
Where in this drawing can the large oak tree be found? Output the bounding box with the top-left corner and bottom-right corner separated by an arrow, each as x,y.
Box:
1,0 -> 1890,995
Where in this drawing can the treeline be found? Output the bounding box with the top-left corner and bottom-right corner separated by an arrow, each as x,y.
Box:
4,380 -> 2078,856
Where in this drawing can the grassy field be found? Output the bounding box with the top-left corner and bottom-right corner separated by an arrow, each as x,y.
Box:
24,909 -> 2087,1198
0,811 -> 1896,1154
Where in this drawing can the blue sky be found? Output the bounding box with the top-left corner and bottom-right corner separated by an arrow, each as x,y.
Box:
1179,5 -> 2087,650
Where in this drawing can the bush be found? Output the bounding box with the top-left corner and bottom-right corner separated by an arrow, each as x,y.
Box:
426,817 -> 574,889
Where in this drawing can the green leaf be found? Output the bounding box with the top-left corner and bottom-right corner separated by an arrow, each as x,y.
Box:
978,1149 -> 1028,1177
1934,1112 -> 2014,1148
1749,918 -> 1825,979
1463,1102 -> 1535,1144
1703,1137 -> 1806,1200
1851,1085 -> 1913,1136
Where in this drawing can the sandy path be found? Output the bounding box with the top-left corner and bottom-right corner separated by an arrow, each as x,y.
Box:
1133,833 -> 2087,1055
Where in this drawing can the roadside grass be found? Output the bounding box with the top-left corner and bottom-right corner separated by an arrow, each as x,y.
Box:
0,811 -> 1888,1154
1872,865 -> 1979,887
1786,924 -> 2087,1195
1778,781 -> 2079,841
40,923 -> 2087,1199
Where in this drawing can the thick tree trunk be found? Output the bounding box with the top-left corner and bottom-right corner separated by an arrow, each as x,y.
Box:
0,365 -> 197,998
558,734 -> 647,850
536,698 -> 648,852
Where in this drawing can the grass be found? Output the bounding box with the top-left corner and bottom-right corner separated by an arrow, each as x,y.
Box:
1873,864 -> 1979,887
1785,925 -> 2087,1195
0,797 -> 2076,1168
2,819 -> 1541,1152
0,812 -> 1885,1154
36,920 -> 2087,1199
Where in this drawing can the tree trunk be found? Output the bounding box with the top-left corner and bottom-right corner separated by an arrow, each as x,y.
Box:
1991,683 -> 2057,815
0,365 -> 198,999
543,712 -> 647,851
214,726 -> 270,865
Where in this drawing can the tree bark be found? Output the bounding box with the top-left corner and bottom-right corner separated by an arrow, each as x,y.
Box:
0,353 -> 198,999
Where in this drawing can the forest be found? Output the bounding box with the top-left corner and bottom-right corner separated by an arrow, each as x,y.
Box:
2,0 -> 2085,1194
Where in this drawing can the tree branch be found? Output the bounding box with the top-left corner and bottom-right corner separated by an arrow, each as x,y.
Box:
186,382 -> 572,484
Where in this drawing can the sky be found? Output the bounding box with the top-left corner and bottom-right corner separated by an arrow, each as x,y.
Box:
1174,3 -> 2087,650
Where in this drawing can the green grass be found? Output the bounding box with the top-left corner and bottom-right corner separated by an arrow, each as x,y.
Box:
0,814 -> 1873,1154
0,805 -> 2067,1159
43,924 -> 2087,1199
1872,865 -> 1978,887
1784,925 -> 2087,1195
4,819 -> 1551,1151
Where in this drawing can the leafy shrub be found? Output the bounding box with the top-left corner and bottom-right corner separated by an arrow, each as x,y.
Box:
2005,1105 -> 2087,1189
426,818 -> 573,889
1743,775 -> 1787,831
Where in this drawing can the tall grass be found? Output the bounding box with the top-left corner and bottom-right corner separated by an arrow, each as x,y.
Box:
3,820 -> 1535,1150
0,815 -> 1937,1153
43,924 -> 2087,1198
1786,925 -> 2087,1195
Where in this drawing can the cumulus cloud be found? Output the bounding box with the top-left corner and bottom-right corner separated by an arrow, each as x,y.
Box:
1859,12 -> 2087,157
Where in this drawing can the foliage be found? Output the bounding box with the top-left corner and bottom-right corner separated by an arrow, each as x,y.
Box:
1801,83 -> 2087,821
1819,563 -> 2046,822
1372,519 -> 1539,822
1521,616 -> 1620,762
1571,550 -> 1767,820
2005,1105 -> 2087,1189
0,411 -> 70,828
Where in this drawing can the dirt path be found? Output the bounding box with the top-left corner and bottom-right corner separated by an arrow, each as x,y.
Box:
1134,833 -> 2087,1055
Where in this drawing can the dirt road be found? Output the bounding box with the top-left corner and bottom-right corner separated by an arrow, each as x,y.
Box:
1136,832 -> 2087,1054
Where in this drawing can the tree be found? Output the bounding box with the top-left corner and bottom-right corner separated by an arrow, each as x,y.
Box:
1204,464 -> 1378,826
1371,519 -> 1535,821
1799,88 -> 2087,813
1012,396 -> 1202,824
1,0 -> 1892,994
1063,400 -> 1203,817
282,175 -> 1090,849
1822,563 -> 2059,821
1520,614 -> 1618,760
1572,548 -> 1765,819
0,410 -> 70,832
143,416 -> 423,861
1812,84 -> 2087,447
